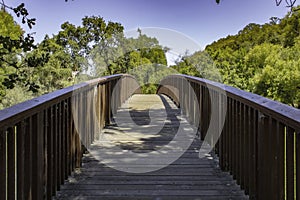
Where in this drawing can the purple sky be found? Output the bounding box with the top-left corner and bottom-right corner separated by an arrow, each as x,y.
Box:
10,0 -> 293,49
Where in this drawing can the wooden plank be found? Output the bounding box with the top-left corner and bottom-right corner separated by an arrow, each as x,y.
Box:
70,95 -> 78,171
80,92 -> 86,147
7,127 -> 16,200
257,113 -> 268,200
0,130 -> 6,200
107,81 -> 111,124
31,112 -> 45,200
249,108 -> 257,199
60,184 -> 242,190
243,105 -> 249,194
218,95 -> 225,170
46,107 -> 54,198
55,196 -> 248,200
276,121 -> 285,200
59,180 -> 237,185
65,98 -> 71,178
236,101 -> 241,185
61,102 -> 66,184
199,85 -> 203,139
286,127 -> 295,200
201,86 -> 207,140
232,99 -> 237,179
229,98 -> 233,174
239,103 -> 245,189
54,94 -> 247,200
297,130 -> 300,200
17,121 -> 25,200
57,102 -> 62,186
214,91 -> 219,155
24,117 -> 33,200
224,97 -> 230,171
53,105 -> 59,192
268,118 -> 279,200
55,189 -> 246,197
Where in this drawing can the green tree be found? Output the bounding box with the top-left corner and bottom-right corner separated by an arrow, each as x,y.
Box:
204,6 -> 300,107
91,29 -> 168,76
0,3 -> 37,93
172,51 -> 221,82
26,35 -> 73,94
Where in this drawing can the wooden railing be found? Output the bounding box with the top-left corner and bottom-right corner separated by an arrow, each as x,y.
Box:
157,74 -> 300,200
0,74 -> 140,200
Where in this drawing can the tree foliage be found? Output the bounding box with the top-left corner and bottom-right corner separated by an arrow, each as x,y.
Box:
201,6 -> 300,108
0,6 -> 168,108
3,0 -> 298,109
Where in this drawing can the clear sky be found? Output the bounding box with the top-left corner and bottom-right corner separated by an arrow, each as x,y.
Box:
9,0 -> 293,50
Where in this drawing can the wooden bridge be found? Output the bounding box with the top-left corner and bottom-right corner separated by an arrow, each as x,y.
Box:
0,74 -> 299,200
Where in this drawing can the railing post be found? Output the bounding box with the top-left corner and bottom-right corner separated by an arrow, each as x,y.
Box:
58,102 -> 63,186
297,131 -> 300,200
0,130 -> 6,200
276,122 -> 285,200
7,127 -> 16,200
46,107 -> 53,199
243,105 -> 250,195
16,122 -> 25,200
66,98 -> 72,176
201,86 -> 208,140
32,112 -> 45,200
188,81 -> 194,124
61,102 -> 66,183
231,99 -> 236,177
257,113 -> 276,200
286,127 -> 295,200
228,98 -> 233,173
236,101 -> 241,185
249,109 -> 258,199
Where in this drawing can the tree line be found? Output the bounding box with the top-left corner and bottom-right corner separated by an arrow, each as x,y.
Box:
173,6 -> 300,108
1,2 -> 299,109
0,8 -> 168,109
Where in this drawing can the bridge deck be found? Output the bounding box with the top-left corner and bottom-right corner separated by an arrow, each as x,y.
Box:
54,94 -> 248,200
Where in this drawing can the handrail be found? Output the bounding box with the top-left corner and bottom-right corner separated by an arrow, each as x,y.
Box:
0,74 -> 120,128
157,74 -> 300,200
0,74 -> 140,200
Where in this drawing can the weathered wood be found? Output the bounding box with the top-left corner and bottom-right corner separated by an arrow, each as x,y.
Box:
175,74 -> 300,130
297,130 -> 300,200
286,127 -> 295,200
157,75 -> 300,200
0,130 -> 6,200
55,196 -> 248,200
257,113 -> 267,200
24,117 -> 33,199
276,122 -> 285,200
0,74 -> 139,200
31,112 -> 44,200
7,127 -> 16,200
1,73 -> 298,200
243,105 -> 249,195
239,102 -> 244,189
232,99 -> 236,178
55,94 -> 247,200
0,74 -> 123,127
16,121 -> 25,200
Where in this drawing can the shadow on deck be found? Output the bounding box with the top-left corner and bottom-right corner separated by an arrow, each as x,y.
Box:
54,94 -> 248,200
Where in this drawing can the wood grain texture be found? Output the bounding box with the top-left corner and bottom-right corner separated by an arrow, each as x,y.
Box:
54,94 -> 247,200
